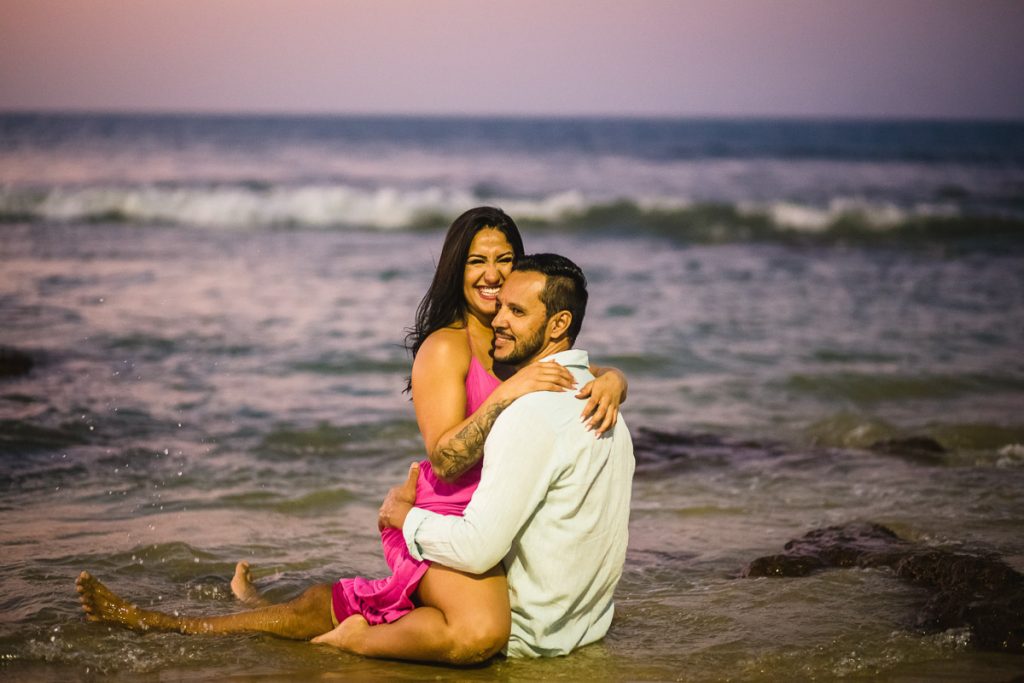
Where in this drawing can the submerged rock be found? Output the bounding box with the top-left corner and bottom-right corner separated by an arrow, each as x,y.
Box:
630,426 -> 781,475
869,436 -> 947,464
0,420 -> 88,451
0,346 -> 33,377
743,522 -> 1024,654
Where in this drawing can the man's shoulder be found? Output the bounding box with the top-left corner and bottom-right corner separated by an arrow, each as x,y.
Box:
491,391 -> 564,437
502,389 -> 558,417
499,389 -> 593,442
513,384 -> 582,410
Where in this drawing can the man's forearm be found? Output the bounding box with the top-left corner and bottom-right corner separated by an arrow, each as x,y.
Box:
403,507 -> 506,573
408,400 -> 557,573
431,398 -> 512,481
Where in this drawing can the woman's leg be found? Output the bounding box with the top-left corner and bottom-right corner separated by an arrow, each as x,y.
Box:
312,563 -> 510,665
76,571 -> 334,639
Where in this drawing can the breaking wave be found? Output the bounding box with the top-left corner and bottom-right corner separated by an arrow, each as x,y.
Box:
2,182 -> 1021,245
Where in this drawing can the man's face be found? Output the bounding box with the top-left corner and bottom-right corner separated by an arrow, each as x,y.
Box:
491,271 -> 550,366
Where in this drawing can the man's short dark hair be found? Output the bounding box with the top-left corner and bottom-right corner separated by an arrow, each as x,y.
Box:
513,253 -> 588,343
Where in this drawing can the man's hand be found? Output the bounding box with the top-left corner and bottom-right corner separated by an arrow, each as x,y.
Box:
377,462 -> 419,531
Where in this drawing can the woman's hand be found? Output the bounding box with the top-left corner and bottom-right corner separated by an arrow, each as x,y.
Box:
495,360 -> 576,403
576,367 -> 627,436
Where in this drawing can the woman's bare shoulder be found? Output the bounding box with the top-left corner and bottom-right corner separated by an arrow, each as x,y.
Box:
415,326 -> 471,368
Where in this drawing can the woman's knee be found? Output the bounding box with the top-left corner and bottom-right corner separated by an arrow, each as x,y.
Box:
447,613 -> 510,664
416,564 -> 510,664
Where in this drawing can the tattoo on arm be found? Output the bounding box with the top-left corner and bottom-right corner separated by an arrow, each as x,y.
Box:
432,399 -> 512,481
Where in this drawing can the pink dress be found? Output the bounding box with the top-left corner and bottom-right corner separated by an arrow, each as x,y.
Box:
331,355 -> 502,624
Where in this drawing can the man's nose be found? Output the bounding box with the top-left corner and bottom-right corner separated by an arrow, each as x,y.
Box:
491,309 -> 506,329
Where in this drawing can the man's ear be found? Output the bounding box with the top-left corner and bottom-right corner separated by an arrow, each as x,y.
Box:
547,310 -> 573,342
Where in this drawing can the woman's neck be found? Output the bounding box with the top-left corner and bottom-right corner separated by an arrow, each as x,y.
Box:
464,309 -> 495,337
463,311 -> 497,370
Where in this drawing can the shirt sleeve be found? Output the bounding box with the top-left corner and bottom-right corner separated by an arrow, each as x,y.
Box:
403,400 -> 560,573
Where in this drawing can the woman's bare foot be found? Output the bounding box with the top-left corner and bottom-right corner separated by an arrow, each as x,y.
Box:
311,614 -> 370,653
75,571 -> 152,630
230,561 -> 270,607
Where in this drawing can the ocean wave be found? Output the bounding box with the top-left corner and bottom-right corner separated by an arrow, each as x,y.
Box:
1,183 -> 1022,244
803,413 -> 1024,467
0,183 -> 476,230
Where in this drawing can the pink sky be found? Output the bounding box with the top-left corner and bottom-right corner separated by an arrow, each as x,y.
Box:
1,0 -> 1022,119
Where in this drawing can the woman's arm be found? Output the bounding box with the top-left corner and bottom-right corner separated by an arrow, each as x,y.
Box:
412,330 -> 575,483
576,364 -> 629,435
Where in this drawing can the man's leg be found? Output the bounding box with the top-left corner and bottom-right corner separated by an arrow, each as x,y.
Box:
230,561 -> 272,607
312,564 -> 510,665
76,571 -> 334,639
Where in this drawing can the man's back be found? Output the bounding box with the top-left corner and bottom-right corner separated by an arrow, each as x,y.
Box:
491,350 -> 634,656
402,349 -> 634,657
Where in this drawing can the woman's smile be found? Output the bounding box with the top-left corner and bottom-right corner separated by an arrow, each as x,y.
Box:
476,285 -> 501,301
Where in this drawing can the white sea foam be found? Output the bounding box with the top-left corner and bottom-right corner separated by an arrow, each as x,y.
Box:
750,198 -> 957,233
997,443 -> 1024,468
0,183 -> 978,233
15,185 -> 476,230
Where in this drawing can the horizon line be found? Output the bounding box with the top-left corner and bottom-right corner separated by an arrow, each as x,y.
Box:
2,106 -> 1023,126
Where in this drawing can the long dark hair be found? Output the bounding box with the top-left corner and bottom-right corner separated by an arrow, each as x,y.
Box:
404,207 -> 524,386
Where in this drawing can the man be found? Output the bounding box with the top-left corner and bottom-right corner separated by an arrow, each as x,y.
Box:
332,253 -> 635,657
75,253 -> 634,661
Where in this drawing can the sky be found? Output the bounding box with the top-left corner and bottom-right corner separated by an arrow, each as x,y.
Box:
1,0 -> 1023,120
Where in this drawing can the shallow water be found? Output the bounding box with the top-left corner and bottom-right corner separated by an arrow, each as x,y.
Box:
1,223 -> 1023,680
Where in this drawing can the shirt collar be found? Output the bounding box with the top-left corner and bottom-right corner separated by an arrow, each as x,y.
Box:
538,348 -> 590,370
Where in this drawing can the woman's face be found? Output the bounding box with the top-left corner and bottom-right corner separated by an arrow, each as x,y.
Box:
463,228 -> 515,322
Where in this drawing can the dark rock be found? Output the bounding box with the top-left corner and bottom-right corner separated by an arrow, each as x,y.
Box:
0,346 -> 33,378
0,420 -> 88,451
869,436 -> 947,464
743,553 -> 825,577
631,426 -> 781,475
742,522 -> 1024,654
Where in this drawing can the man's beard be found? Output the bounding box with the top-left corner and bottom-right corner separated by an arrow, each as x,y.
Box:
493,322 -> 546,366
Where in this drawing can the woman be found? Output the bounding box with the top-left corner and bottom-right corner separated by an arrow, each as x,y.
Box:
76,207 -> 626,664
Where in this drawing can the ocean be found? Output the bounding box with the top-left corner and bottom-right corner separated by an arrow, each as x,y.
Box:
1,113 -> 1023,680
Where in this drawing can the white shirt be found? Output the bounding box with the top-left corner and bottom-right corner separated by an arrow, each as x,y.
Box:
403,349 -> 635,657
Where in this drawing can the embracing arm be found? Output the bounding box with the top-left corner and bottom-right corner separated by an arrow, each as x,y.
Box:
412,330 -> 574,482
402,404 -> 558,573
429,397 -> 513,482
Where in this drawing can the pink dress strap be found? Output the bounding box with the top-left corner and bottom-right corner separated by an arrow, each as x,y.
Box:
464,354 -> 502,415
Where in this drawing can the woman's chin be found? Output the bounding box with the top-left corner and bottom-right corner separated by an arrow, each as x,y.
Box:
467,302 -> 498,322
